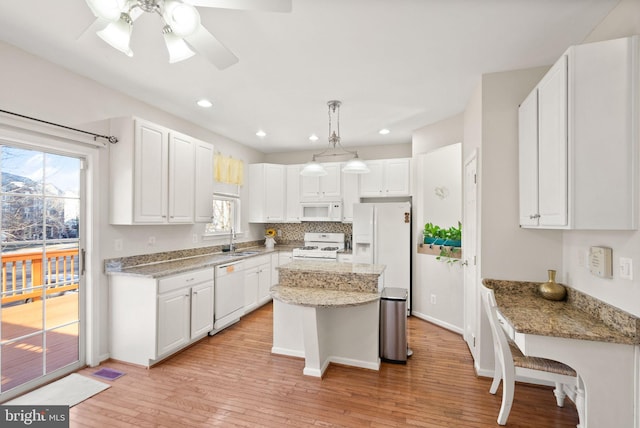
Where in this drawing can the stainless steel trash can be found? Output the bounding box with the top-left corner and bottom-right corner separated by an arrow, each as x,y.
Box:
380,287 -> 411,363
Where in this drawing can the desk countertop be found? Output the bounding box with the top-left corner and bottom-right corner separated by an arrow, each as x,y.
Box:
483,278 -> 639,345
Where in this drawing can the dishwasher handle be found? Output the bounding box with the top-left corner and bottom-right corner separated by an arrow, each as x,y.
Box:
216,261 -> 244,276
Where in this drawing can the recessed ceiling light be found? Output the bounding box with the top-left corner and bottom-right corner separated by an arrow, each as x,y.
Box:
197,99 -> 212,108
379,128 -> 390,135
309,134 -> 319,142
256,130 -> 267,138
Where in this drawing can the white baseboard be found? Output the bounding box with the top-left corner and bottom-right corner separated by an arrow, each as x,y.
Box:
411,311 -> 464,335
271,347 -> 305,359
330,356 -> 380,372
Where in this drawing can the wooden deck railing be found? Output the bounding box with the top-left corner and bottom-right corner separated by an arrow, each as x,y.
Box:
1,248 -> 79,305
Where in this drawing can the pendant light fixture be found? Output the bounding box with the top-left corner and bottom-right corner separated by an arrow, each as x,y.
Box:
300,100 -> 370,176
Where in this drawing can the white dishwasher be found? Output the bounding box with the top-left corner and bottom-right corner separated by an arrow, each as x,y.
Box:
213,260 -> 245,332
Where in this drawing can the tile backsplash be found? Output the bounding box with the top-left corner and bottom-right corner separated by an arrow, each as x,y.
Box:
264,222 -> 353,242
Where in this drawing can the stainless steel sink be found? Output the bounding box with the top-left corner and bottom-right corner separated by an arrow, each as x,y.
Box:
233,251 -> 261,256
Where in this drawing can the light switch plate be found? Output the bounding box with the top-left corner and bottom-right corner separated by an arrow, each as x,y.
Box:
589,246 -> 613,278
619,257 -> 633,280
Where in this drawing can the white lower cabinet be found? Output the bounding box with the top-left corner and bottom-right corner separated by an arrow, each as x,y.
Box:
244,255 -> 271,314
109,267 -> 214,367
157,288 -> 191,356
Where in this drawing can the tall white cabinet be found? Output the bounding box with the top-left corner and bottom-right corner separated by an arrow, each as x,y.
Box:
519,36 -> 638,230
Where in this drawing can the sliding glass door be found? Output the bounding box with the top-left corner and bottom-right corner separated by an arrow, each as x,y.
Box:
0,145 -> 84,399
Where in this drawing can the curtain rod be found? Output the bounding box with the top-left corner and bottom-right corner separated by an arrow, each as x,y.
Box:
0,109 -> 118,144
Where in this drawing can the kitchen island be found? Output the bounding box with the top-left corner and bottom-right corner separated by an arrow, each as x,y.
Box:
271,261 -> 385,377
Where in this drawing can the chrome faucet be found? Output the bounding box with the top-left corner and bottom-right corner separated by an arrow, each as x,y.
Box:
229,227 -> 236,252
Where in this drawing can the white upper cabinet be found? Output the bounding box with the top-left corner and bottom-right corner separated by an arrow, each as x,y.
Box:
519,36 -> 638,230
285,164 -> 302,222
248,163 -> 285,222
168,132 -> 196,223
110,117 -> 207,225
359,158 -> 411,197
300,162 -> 342,200
194,140 -> 215,223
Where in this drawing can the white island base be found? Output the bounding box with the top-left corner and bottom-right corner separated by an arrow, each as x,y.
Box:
272,299 -> 380,377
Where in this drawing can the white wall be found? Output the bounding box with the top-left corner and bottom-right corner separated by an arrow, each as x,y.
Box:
560,0 -> 640,318
412,113 -> 464,156
412,144 -> 463,331
0,41 -> 267,361
479,67 -> 563,282
463,66 -> 565,375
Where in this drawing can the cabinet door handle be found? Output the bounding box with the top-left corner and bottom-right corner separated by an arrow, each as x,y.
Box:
529,214 -> 541,219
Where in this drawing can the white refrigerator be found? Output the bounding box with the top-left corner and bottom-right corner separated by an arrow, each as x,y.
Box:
352,202 -> 411,309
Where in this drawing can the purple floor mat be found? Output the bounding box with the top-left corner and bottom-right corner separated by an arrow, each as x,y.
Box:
91,368 -> 125,381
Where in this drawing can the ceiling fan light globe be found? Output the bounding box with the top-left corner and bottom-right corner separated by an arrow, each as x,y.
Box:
97,13 -> 133,56
85,0 -> 126,21
342,158 -> 370,174
300,161 -> 328,177
164,1 -> 201,37
163,31 -> 195,63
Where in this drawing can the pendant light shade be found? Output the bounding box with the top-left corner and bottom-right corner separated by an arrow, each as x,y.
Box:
163,1 -> 201,37
163,26 -> 195,63
300,160 -> 328,177
97,12 -> 133,57
342,156 -> 370,174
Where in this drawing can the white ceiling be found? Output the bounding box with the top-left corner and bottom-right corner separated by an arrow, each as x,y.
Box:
0,0 -> 618,153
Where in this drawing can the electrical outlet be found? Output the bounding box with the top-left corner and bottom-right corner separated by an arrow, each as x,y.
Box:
192,233 -> 198,243
430,294 -> 436,304
148,236 -> 156,246
114,238 -> 123,252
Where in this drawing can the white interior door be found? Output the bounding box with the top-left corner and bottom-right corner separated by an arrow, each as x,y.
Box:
463,151 -> 478,359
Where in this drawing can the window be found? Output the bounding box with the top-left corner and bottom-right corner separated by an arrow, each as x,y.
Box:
205,193 -> 241,235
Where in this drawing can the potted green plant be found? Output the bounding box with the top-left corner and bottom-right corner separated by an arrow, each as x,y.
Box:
423,222 -> 447,245
437,221 -> 462,262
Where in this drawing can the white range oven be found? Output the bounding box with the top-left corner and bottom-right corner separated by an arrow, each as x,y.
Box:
292,232 -> 345,262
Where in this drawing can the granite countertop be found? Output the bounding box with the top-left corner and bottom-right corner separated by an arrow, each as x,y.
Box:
273,260 -> 385,307
105,244 -> 300,278
277,260 -> 385,276
270,285 -> 379,308
483,278 -> 640,345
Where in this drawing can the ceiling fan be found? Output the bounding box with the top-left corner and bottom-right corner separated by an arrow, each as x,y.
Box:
83,0 -> 292,69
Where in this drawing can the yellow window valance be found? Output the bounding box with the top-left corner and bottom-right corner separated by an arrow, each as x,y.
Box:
214,153 -> 244,185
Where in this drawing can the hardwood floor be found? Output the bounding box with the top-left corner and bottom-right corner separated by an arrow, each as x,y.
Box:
72,303 -> 579,427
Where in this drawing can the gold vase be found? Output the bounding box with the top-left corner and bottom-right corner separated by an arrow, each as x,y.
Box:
539,269 -> 566,301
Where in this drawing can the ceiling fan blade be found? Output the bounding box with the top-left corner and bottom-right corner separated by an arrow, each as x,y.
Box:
184,25 -> 239,70
184,0 -> 292,13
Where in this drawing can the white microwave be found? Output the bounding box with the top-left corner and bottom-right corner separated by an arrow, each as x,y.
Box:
301,201 -> 342,222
